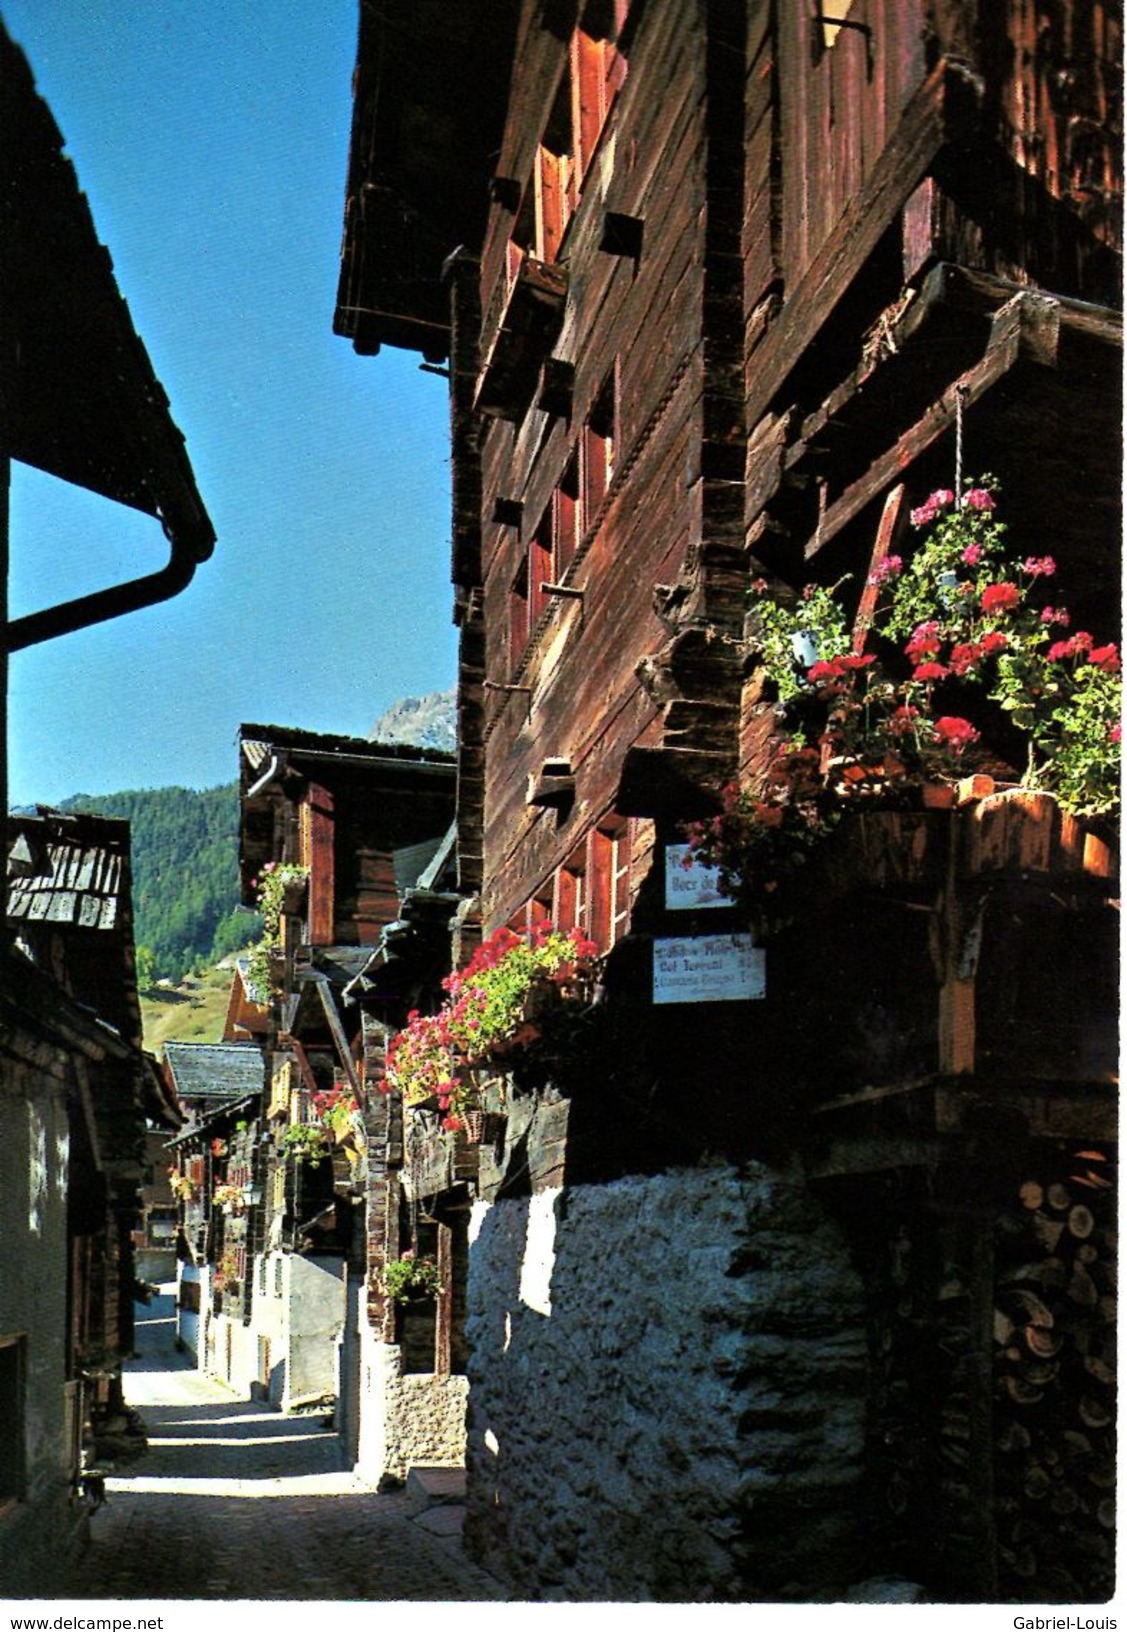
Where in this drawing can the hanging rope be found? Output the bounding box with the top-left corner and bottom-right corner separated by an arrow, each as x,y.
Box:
814,477 -> 828,555
954,383 -> 969,502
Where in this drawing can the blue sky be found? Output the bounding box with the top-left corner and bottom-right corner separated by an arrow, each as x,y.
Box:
4,2 -> 456,807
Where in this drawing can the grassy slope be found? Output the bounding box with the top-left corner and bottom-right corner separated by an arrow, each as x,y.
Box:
140,961 -> 238,1052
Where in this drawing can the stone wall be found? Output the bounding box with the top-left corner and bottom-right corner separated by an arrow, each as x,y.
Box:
463,1162 -> 867,1601
355,1324 -> 468,1484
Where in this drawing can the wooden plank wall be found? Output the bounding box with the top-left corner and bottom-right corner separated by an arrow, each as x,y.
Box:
776,1 -> 927,296
478,2 -> 712,929
936,0 -> 1122,299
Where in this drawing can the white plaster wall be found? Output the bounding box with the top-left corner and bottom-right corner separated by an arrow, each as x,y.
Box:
463,1163 -> 868,1601
175,1262 -> 200,1357
0,1072 -> 77,1592
285,1254 -> 346,1408
210,1312 -> 258,1397
247,1251 -> 287,1405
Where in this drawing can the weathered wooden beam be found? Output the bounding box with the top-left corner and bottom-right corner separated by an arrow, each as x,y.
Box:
852,483 -> 906,652
616,744 -> 730,818
805,292 -> 1058,559
316,980 -> 360,1097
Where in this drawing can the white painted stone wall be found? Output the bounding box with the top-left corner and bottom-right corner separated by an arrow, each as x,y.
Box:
0,1075 -> 75,1593
463,1162 -> 867,1601
175,1262 -> 201,1359
354,1320 -> 468,1485
285,1254 -> 346,1408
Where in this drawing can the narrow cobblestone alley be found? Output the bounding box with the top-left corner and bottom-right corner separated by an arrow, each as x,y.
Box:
64,1291 -> 509,1602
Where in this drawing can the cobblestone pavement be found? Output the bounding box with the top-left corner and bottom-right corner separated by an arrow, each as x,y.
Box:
64,1291 -> 509,1603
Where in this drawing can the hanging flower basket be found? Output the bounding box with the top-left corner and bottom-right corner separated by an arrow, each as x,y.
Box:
688,479 -> 1120,929
280,875 -> 308,914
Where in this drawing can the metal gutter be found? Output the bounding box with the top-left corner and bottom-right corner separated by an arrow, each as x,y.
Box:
5,513 -> 215,651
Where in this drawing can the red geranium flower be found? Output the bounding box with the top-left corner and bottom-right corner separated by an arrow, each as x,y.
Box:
933,716 -> 980,748
1088,644 -> 1120,673
913,661 -> 948,682
807,659 -> 847,683
981,582 -> 1021,613
949,642 -> 983,676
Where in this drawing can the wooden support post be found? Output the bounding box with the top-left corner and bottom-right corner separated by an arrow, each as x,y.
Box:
435,1222 -> 453,1377
303,782 -> 335,944
852,483 -> 906,652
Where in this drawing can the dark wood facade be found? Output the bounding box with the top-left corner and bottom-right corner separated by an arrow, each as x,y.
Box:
238,725 -> 456,947
336,0 -> 1120,1601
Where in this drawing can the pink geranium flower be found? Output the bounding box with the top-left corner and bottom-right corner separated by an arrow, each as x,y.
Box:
962,488 -> 996,511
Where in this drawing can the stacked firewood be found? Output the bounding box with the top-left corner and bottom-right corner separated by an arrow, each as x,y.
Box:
993,1147 -> 1116,1600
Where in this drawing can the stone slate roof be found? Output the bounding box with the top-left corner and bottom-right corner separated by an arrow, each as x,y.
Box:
7,814 -> 127,931
163,1042 -> 265,1103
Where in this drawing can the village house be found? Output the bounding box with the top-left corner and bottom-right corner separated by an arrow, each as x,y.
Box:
164,726 -> 459,1429
162,1041 -> 267,1368
0,18 -> 213,1594
2,811 -> 184,1591
335,0 -> 1120,1602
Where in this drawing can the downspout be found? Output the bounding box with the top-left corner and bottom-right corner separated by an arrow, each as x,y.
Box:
246,755 -> 283,801
4,513 -> 215,651
2,493 -> 214,937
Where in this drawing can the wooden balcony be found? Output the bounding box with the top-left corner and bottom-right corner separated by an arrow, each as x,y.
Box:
475,253 -> 568,421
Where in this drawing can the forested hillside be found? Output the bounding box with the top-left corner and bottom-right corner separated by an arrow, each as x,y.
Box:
60,784 -> 252,983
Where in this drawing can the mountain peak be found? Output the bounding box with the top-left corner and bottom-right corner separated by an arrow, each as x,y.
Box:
369,688 -> 456,753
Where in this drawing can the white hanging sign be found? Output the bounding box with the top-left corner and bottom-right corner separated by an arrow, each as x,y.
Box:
664,843 -> 730,910
652,933 -> 765,1004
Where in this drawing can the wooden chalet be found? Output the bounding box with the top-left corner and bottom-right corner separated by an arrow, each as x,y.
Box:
222,956 -> 271,1042
162,1042 -> 267,1365
2,813 -> 177,1588
333,0 -> 1120,1602
214,727 -> 460,1415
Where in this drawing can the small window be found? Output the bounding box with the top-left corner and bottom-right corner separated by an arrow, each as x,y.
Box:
582,370 -> 616,521
554,455 -> 581,574
571,7 -> 630,180
530,512 -> 555,629
509,556 -> 530,672
556,854 -> 586,936
589,821 -> 631,950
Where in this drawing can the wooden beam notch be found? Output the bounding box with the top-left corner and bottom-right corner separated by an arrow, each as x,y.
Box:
599,212 -> 644,261
527,759 -> 576,809
489,176 -> 523,213
492,497 -> 524,527
538,357 -> 575,419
